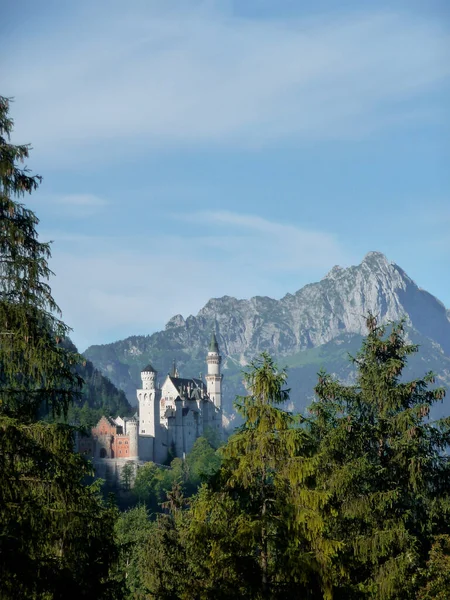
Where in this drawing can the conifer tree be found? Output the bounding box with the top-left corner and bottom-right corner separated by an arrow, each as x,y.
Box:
0,96 -> 82,420
186,353 -> 322,598
140,482 -> 194,599
295,315 -> 450,598
222,352 -> 298,596
0,97 -> 119,599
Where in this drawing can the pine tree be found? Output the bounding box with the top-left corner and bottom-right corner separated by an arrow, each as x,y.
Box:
0,97 -> 119,599
113,505 -> 152,599
296,315 -> 450,598
0,96 -> 82,421
140,482 -> 193,599
222,352 -> 298,596
0,418 -> 120,599
187,353 -> 323,598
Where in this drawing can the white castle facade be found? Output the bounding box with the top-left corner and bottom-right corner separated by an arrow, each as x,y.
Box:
81,333 -> 223,466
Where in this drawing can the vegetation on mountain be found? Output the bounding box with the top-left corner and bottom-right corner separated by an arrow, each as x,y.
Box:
43,338 -> 133,429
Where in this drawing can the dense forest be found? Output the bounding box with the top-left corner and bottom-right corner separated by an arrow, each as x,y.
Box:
42,337 -> 133,429
2,96 -> 450,599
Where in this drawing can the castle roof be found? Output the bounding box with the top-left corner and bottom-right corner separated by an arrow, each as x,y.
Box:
141,363 -> 156,373
168,376 -> 206,393
209,332 -> 219,353
124,414 -> 138,423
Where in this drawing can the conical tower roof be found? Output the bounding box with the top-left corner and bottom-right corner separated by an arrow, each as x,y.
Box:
141,363 -> 156,373
209,332 -> 219,353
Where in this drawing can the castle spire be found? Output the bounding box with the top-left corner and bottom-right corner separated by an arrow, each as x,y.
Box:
209,332 -> 219,353
205,331 -> 222,413
171,359 -> 179,378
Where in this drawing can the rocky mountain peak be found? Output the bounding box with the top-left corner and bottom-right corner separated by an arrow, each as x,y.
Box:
165,314 -> 186,329
167,253 -> 449,357
362,250 -> 391,266
84,252 -> 450,411
323,265 -> 344,280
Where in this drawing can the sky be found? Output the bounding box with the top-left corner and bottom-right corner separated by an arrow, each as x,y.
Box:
2,0 -> 450,352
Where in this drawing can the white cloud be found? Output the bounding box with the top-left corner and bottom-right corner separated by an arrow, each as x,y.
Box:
43,211 -> 353,350
4,3 -> 449,165
182,210 -> 347,270
57,194 -> 107,207
30,193 -> 108,218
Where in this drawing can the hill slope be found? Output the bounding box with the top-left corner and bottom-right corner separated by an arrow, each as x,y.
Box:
43,339 -> 133,426
84,252 -> 450,420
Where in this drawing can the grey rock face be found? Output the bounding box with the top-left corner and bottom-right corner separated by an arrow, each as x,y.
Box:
84,252 -> 450,414
192,251 -> 450,358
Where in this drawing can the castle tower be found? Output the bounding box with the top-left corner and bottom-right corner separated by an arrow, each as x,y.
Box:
127,416 -> 138,459
137,363 -> 160,461
205,332 -> 222,410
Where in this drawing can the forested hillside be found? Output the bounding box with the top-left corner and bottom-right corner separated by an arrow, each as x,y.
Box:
50,339 -> 133,427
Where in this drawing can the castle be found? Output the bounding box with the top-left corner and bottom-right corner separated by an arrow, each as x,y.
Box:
78,333 -> 223,467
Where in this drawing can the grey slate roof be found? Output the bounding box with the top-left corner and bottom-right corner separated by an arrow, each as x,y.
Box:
169,376 -> 205,391
209,332 -> 219,353
141,363 -> 156,373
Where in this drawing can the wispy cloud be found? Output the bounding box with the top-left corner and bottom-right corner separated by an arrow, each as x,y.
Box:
182,210 -> 347,270
44,211 -> 353,349
31,193 -> 108,218
57,193 -> 107,207
4,3 -> 449,165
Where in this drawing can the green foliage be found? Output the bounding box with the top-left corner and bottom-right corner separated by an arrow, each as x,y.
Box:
0,97 -> 120,598
132,437 -> 221,513
139,483 -> 194,599
294,315 -> 450,598
0,97 -> 83,421
130,326 -> 450,599
132,354 -> 324,598
120,463 -> 134,492
113,505 -> 152,599
185,436 -> 222,492
149,353 -> 321,599
0,417 -> 119,599
215,352 -> 314,597
42,339 -> 132,428
418,535 -> 450,599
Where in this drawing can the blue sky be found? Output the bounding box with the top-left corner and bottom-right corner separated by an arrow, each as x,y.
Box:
2,0 -> 449,351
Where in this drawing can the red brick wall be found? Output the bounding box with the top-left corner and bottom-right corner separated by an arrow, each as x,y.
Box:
113,436 -> 130,458
88,417 -> 132,459
92,416 -> 117,438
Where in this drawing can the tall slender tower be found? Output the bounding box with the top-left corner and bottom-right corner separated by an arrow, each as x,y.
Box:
205,332 -> 222,410
137,363 -> 160,461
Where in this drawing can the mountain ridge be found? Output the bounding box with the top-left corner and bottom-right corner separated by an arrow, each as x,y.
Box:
84,252 -> 450,418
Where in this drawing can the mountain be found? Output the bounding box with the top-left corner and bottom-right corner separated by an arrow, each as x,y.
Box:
84,252 -> 450,422
43,339 -> 133,426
